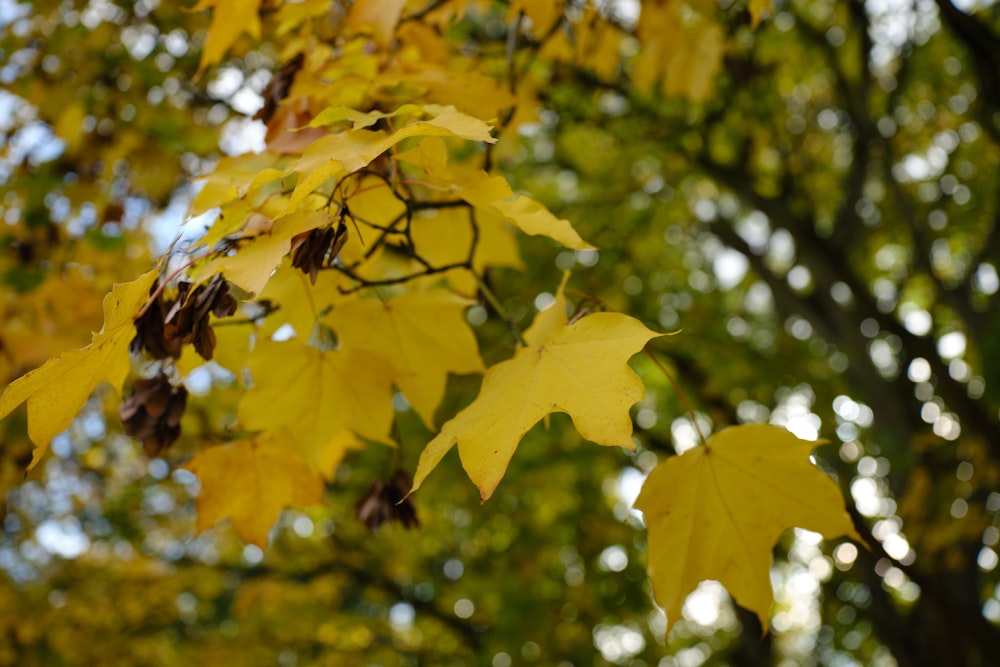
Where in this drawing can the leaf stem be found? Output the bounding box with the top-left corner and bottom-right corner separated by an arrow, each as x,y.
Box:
472,272 -> 527,347
642,347 -> 707,447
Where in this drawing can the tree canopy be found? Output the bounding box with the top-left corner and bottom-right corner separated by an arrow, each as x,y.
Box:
1,0 -> 1000,665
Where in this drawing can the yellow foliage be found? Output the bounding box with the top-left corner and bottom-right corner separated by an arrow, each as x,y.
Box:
411,274 -> 662,500
396,138 -> 594,249
197,210 -> 332,295
325,288 -> 484,427
185,429 -> 325,546
409,206 -> 524,295
634,1 -> 726,103
1,269 -> 105,370
343,0 -> 407,46
0,270 -> 157,470
191,0 -> 262,71
238,337 -> 396,453
635,424 -> 859,634
285,105 -> 496,212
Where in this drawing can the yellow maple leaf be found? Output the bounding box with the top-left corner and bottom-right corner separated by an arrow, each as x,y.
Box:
325,289 -> 485,427
275,0 -> 332,36
382,62 -> 517,121
176,320 -> 255,381
197,209 -> 331,295
190,153 -> 285,217
396,138 -> 593,250
409,207 -> 523,296
663,22 -> 724,103
507,0 -> 562,36
541,8 -> 623,82
0,270 -> 158,470
185,430 -> 325,546
0,269 -> 106,368
634,3 -> 725,103
343,0 -> 407,46
748,0 -> 773,27
316,429 -> 366,481
256,264 -> 354,339
634,424 -> 861,635
286,106 -> 496,212
191,0 -> 262,71
238,338 -> 396,453
411,274 -> 662,501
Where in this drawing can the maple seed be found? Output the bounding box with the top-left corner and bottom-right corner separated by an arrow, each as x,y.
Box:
253,52 -> 304,124
120,372 -> 189,457
355,470 -> 420,531
163,275 -> 239,360
131,281 -> 183,360
290,222 -> 349,284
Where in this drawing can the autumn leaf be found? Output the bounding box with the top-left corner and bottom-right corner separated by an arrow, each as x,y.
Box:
507,0 -> 563,36
411,275 -> 662,500
197,210 -> 331,295
633,3 -> 725,103
748,0 -> 773,27
185,429 -> 325,547
325,289 -> 485,427
634,424 -> 861,635
409,206 -> 524,296
190,152 -> 285,218
343,0 -> 407,47
256,264 -> 353,339
286,105 -> 496,212
396,138 -> 593,250
191,0 -> 262,72
0,270 -> 158,470
238,338 -> 396,454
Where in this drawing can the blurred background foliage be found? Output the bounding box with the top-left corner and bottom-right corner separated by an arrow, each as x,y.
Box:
2,0 -> 1000,665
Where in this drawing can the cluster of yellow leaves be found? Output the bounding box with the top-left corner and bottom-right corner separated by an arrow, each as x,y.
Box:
0,0 -> 862,641
0,270 -> 157,470
161,2 -> 628,544
0,268 -> 106,373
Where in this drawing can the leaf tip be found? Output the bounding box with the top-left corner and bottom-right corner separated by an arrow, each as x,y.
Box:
26,445 -> 47,473
478,484 -> 496,504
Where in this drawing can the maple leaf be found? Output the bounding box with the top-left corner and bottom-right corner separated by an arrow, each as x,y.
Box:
396,138 -> 593,250
343,0 -> 407,46
507,0 -> 563,36
190,152 -> 285,219
191,0 -> 261,72
256,264 -> 354,340
185,430 -> 325,547
409,207 -> 524,296
286,105 -> 496,212
0,270 -> 158,470
197,210 -> 331,295
748,0 -> 773,27
238,338 -> 396,455
633,3 -> 725,103
411,275 -> 662,501
325,289 -> 485,427
634,424 -> 861,635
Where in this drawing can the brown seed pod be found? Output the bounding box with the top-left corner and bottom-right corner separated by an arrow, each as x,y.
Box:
120,372 -> 189,457
355,469 -> 420,531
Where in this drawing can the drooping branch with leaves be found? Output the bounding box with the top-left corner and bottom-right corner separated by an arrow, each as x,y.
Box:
2,0 -> 999,664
